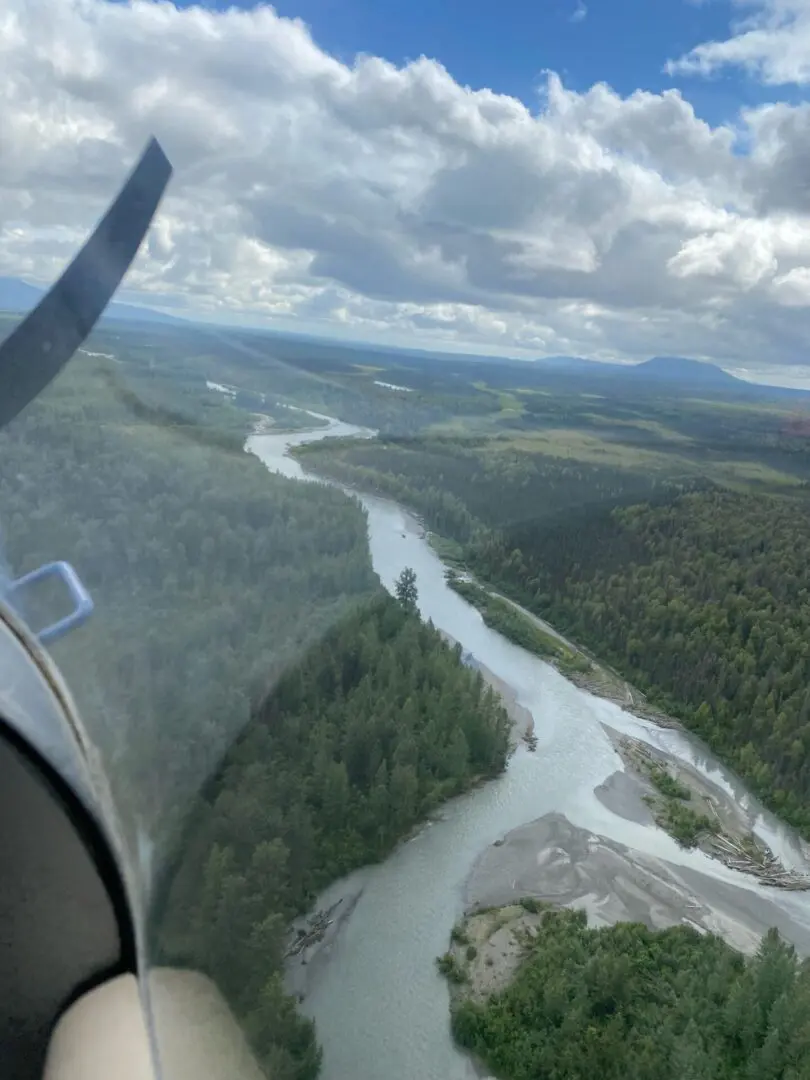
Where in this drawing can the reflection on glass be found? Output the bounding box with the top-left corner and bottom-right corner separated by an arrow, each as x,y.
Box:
3,309 -> 810,1080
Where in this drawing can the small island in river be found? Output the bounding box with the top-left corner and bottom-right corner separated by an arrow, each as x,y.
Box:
599,725 -> 810,889
439,888 -> 810,1080
445,607 -> 810,889
461,813 -> 810,961
440,812 -> 810,1079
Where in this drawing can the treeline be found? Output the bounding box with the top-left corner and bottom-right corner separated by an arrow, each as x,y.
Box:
295,438 -> 479,540
296,436 -> 672,541
157,593 -> 511,1079
451,908 -> 810,1080
447,575 -> 588,674
473,489 -> 810,836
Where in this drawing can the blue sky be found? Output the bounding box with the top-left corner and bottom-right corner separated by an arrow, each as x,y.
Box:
187,0 -> 805,123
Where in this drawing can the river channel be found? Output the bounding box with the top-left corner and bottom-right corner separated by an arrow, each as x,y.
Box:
246,416 -> 810,1080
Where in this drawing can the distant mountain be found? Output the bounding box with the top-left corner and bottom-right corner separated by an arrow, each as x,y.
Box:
0,277 -> 41,311
631,356 -> 740,387
0,275 -> 187,327
530,351 -> 810,401
0,272 -> 805,404
627,355 -> 810,400
534,353 -> 739,384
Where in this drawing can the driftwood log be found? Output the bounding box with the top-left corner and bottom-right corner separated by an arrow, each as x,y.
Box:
619,736 -> 810,891
286,898 -> 345,959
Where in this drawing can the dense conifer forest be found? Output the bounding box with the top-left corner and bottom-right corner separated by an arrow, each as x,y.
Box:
450,909 -> 810,1080
472,489 -> 810,836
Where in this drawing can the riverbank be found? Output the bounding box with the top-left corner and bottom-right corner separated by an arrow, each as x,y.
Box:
283,635 -> 535,1004
445,566 -> 807,887
444,864 -> 810,1080
493,600 -> 682,729
439,630 -> 534,748
446,571 -> 681,730
455,810 -> 810,1004
599,726 -> 810,889
284,876 -> 368,1003
565,661 -> 679,726
292,457 -> 677,731
446,730 -> 810,1003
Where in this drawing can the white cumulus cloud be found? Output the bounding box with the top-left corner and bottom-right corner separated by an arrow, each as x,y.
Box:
668,1 -> 810,86
4,0 -> 810,363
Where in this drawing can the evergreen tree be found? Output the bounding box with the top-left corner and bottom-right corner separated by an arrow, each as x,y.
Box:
394,566 -> 418,610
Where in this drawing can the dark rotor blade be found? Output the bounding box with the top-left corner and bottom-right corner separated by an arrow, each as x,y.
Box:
0,137 -> 172,431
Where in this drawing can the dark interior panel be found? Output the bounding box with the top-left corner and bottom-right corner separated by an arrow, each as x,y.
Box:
0,728 -> 122,1079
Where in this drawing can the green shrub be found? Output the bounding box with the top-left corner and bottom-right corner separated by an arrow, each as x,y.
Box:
437,952 -> 467,983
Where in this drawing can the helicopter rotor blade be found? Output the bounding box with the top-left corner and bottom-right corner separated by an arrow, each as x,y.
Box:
0,137 -> 172,431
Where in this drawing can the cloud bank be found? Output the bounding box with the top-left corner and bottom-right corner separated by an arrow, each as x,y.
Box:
3,0 -> 810,363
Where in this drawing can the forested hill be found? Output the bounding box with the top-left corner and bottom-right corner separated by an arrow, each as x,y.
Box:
158,593 -> 511,1079
471,488 -> 810,835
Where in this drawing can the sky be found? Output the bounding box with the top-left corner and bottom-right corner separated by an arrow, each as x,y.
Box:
7,1 -> 810,365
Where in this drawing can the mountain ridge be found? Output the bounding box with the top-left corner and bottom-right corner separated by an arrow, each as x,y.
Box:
0,276 -> 188,327
531,352 -> 810,400
633,355 -> 740,386
0,275 -> 806,402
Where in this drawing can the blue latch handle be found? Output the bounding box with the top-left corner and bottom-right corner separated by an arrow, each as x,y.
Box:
6,561 -> 94,645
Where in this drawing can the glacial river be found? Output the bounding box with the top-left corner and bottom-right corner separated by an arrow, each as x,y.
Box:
246,417 -> 810,1080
